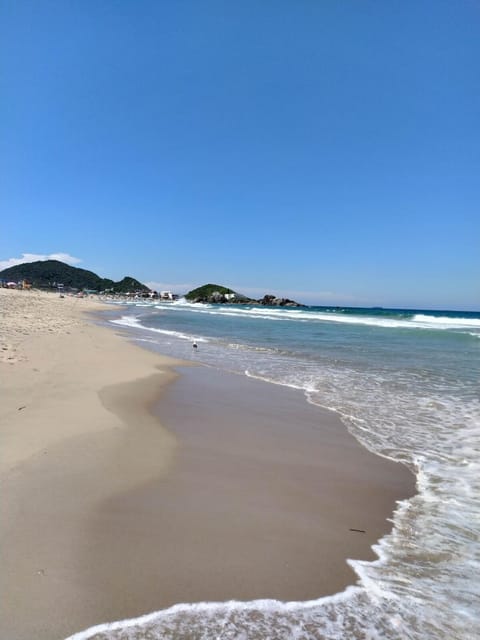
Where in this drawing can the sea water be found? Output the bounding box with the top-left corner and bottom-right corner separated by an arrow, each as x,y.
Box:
68,302 -> 480,640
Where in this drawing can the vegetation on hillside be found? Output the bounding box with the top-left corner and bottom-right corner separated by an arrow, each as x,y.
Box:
185,283 -> 238,301
0,260 -> 149,293
185,283 -> 304,307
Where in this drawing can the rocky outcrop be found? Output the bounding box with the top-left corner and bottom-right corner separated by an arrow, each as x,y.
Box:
186,284 -> 305,307
192,290 -> 232,303
258,294 -> 304,307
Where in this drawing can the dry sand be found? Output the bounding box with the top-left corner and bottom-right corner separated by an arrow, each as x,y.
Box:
0,288 -> 415,640
0,289 -> 183,640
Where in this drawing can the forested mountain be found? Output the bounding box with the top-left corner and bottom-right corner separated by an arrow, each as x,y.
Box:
0,260 -> 149,293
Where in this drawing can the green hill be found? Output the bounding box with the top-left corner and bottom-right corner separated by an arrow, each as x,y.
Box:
0,260 -> 149,293
185,283 -> 305,306
185,283 -> 235,300
185,283 -> 252,303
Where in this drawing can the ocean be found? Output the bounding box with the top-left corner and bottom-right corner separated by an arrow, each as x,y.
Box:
69,301 -> 480,640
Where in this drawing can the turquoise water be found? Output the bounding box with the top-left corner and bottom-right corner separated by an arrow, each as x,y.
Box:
69,301 -> 480,640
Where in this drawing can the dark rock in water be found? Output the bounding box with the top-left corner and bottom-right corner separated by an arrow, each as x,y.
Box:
258,294 -> 304,307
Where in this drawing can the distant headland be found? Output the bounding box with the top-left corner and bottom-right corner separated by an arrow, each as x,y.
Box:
0,261 -> 305,307
185,283 -> 305,307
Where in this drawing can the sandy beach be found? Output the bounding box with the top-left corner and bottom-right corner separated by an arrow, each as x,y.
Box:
0,289 -> 415,640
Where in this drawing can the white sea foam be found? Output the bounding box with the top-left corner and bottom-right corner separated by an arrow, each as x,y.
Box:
65,587 -> 367,640
136,302 -> 480,333
110,316 -> 208,343
237,349 -> 480,640
110,315 -> 143,328
412,314 -> 480,328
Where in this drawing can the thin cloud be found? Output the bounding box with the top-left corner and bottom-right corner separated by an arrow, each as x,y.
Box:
0,252 -> 82,271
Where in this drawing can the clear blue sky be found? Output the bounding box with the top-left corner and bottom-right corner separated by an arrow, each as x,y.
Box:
1,0 -> 478,309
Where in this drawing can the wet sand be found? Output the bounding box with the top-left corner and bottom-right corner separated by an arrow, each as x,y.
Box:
75,365 -> 414,633
0,289 -> 415,640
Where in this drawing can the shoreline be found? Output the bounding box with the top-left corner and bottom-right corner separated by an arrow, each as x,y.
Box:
148,365 -> 414,603
0,289 -> 415,640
